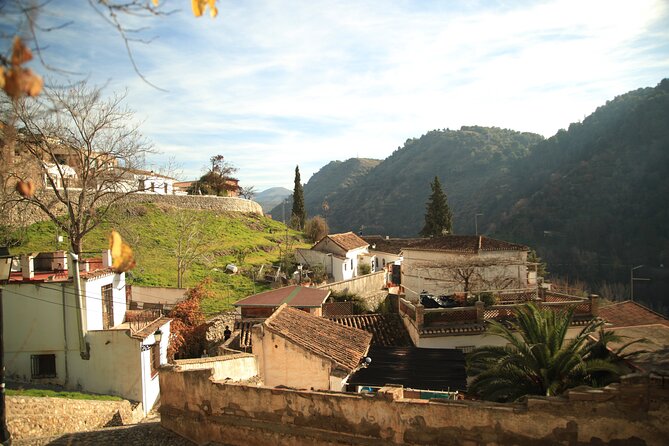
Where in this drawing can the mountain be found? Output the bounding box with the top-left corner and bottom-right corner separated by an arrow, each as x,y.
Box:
255,187 -> 292,213
269,158 -> 381,222
288,79 -> 669,312
299,127 -> 543,236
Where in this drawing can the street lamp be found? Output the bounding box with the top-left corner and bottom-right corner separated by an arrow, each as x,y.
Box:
0,247 -> 14,444
140,329 -> 163,352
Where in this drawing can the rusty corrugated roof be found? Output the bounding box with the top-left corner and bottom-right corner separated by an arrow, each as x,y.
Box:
233,285 -> 330,308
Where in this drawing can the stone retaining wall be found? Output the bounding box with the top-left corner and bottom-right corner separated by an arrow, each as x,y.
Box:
7,395 -> 144,440
5,192 -> 263,227
160,367 -> 669,446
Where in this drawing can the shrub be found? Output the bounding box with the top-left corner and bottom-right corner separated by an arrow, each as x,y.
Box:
304,216 -> 329,243
466,292 -> 497,307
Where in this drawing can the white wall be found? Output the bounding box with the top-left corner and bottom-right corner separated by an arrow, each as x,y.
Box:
402,249 -> 528,298
139,320 -> 171,414
83,273 -> 126,330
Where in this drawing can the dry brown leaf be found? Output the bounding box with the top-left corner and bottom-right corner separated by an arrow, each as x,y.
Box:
15,180 -> 36,198
11,37 -> 33,66
109,230 -> 136,273
192,0 -> 217,17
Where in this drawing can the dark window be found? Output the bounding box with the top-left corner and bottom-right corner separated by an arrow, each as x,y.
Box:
150,182 -> 155,192
31,354 -> 56,378
164,184 -> 168,193
150,344 -> 161,377
138,179 -> 145,191
375,258 -> 379,268
101,284 -> 114,329
350,259 -> 354,270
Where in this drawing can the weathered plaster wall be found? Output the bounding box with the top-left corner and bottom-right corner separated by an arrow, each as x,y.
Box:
159,367 -> 669,446
175,353 -> 258,382
7,395 -> 143,440
318,271 -> 386,310
252,324 -> 332,390
5,192 -> 263,226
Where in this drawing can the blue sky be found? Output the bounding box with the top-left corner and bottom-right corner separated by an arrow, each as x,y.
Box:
11,0 -> 669,190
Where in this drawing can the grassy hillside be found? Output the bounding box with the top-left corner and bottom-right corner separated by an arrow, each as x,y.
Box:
9,203 -> 307,315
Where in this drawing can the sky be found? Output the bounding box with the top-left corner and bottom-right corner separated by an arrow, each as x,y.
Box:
8,0 -> 669,190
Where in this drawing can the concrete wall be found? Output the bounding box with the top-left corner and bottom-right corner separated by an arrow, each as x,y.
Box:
160,368 -> 669,446
318,271 -> 386,310
7,395 -> 144,440
402,249 -> 528,299
131,285 -> 186,307
138,322 -> 171,414
83,273 -> 126,330
252,324 -> 333,390
5,192 -> 263,226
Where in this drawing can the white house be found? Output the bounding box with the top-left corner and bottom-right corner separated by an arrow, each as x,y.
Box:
1,250 -> 170,414
118,168 -> 177,195
401,235 -> 530,300
296,232 -> 370,282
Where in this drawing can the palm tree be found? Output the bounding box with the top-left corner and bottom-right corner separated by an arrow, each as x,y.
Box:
467,303 -> 621,402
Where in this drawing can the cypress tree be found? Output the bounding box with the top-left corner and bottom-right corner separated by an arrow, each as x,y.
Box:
291,165 -> 306,229
420,176 -> 452,237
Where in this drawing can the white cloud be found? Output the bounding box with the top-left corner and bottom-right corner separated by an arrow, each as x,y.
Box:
29,0 -> 669,190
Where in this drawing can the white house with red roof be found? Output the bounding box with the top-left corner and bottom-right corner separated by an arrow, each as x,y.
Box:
296,232 -> 370,282
1,250 -> 170,414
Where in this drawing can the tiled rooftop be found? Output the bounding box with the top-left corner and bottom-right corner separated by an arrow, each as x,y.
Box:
233,285 -> 330,308
130,317 -> 172,340
263,304 -> 372,373
323,232 -> 369,252
362,235 -> 426,255
403,235 -> 528,253
599,300 -> 669,328
329,314 -> 413,347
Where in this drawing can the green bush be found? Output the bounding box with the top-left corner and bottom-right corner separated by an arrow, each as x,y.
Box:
466,292 -> 497,307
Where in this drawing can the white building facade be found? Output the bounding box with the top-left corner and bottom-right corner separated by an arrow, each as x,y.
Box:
2,251 -> 170,414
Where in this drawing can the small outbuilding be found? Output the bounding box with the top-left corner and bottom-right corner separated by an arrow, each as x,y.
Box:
252,304 -> 372,391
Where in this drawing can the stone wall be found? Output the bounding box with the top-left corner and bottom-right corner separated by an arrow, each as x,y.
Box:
318,271 -> 387,310
5,192 -> 263,227
7,395 -> 144,440
159,367 -> 669,446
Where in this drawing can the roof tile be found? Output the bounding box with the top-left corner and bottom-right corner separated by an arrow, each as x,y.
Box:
263,305 -> 372,373
325,232 -> 369,252
234,285 -> 330,308
599,300 -> 669,328
403,235 -> 528,253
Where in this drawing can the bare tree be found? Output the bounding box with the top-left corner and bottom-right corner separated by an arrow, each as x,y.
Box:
174,211 -> 211,288
238,185 -> 256,200
4,82 -> 152,253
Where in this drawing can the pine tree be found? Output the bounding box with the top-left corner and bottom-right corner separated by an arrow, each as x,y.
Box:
420,176 -> 452,237
291,165 -> 306,229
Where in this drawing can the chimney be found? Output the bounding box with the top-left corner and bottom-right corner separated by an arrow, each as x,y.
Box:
102,249 -> 112,269
20,254 -> 34,279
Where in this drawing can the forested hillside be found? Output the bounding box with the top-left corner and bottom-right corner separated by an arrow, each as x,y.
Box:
269,157 -> 381,222
491,79 -> 669,309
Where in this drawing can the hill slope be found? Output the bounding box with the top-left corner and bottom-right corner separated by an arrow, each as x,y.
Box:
8,203 -> 306,315
306,127 -> 543,235
269,158 -> 381,222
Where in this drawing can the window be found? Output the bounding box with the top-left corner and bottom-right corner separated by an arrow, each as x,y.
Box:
350,259 -> 354,270
31,354 -> 56,378
101,284 -> 114,329
375,258 -> 379,269
150,182 -> 155,192
164,184 -> 168,194
382,259 -> 386,267
138,179 -> 145,191
150,344 -> 161,377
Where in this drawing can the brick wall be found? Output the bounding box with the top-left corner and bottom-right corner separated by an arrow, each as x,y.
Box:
7,396 -> 144,440
159,367 -> 669,446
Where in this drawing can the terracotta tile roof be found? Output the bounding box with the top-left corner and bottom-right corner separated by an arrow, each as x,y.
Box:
599,300 -> 669,328
80,267 -> 115,280
403,235 -> 528,253
263,304 -> 372,373
233,285 -> 330,308
362,235 -> 426,255
590,324 -> 669,374
325,232 -> 369,252
329,314 -> 413,347
130,317 -> 171,340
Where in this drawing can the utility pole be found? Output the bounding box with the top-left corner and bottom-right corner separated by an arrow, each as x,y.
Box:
475,213 -> 483,236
